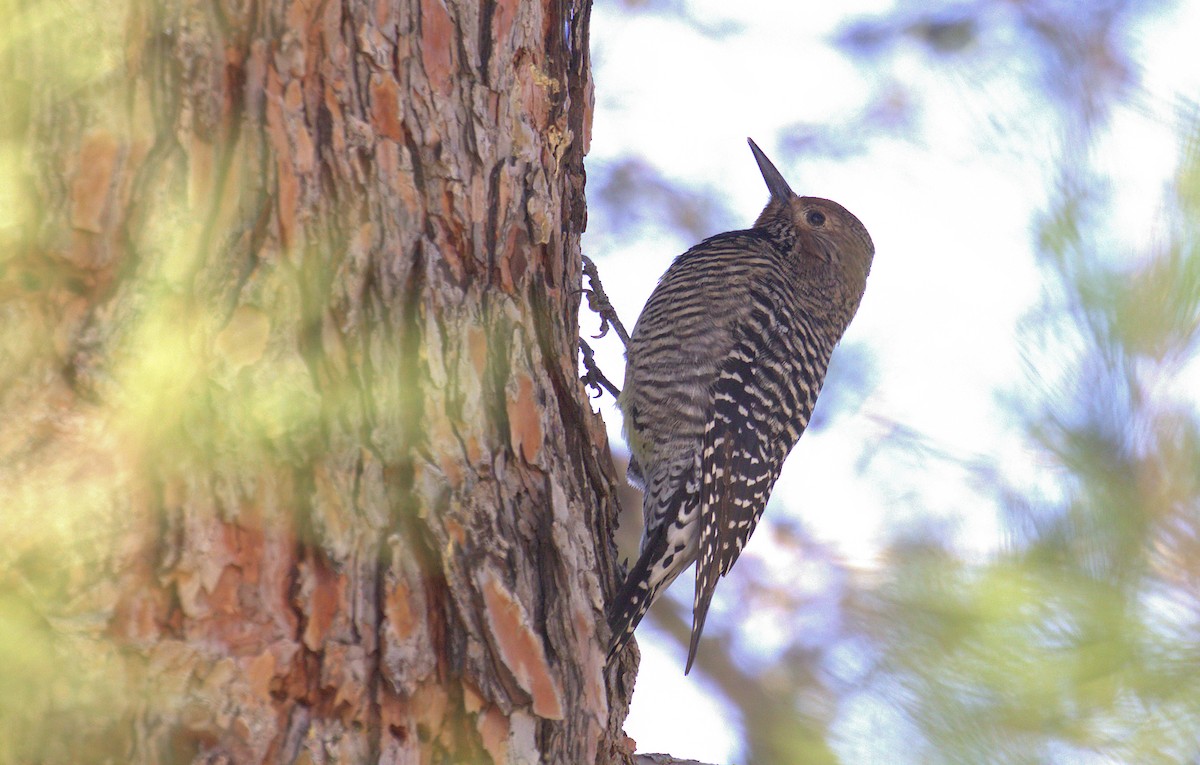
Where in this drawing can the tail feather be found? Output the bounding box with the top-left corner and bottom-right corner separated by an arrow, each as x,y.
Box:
606,505 -> 700,663
606,530 -> 672,664
684,578 -> 717,675
607,460 -> 702,666
685,489 -> 725,674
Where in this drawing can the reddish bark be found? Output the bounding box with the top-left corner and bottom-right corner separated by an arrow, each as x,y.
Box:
0,0 -> 634,762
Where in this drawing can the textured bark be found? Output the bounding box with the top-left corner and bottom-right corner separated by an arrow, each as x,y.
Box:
0,0 -> 636,763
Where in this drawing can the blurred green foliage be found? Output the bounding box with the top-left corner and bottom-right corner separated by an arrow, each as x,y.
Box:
840,9 -> 1200,762
0,3 -> 370,760
862,131 -> 1200,763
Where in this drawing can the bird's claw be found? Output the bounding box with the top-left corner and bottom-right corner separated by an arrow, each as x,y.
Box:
581,256 -> 631,348
579,338 -> 622,400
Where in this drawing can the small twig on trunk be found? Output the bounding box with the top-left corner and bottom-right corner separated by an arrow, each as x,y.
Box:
635,754 -> 721,765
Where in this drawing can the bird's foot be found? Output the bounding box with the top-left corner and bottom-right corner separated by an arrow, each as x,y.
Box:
579,338 -> 622,400
581,255 -> 631,348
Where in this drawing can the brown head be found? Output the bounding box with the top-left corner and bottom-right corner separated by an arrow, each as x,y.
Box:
747,138 -> 874,328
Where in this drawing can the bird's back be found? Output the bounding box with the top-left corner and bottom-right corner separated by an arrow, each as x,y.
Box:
620,229 -> 782,493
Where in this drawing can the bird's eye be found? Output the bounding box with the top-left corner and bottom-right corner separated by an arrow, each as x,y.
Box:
806,210 -> 826,227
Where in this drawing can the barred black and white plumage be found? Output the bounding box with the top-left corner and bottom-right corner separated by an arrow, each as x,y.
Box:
606,138 -> 874,674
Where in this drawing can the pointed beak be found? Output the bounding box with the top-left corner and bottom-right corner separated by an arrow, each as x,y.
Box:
747,137 -> 794,203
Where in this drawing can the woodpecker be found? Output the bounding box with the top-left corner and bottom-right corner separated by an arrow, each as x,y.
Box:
606,138 -> 874,674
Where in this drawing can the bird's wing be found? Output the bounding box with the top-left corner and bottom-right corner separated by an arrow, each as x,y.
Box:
685,329 -> 778,673
686,286 -> 820,674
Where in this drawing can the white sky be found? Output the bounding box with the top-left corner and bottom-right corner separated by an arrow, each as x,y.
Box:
582,1 -> 1200,761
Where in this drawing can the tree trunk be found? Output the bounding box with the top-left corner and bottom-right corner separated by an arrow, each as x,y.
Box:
1,0 -> 636,762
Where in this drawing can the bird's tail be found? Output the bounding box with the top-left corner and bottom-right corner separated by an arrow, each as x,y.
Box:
605,509 -> 699,664
606,531 -> 674,664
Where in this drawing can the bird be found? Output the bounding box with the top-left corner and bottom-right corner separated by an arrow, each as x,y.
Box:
606,137 -> 874,674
